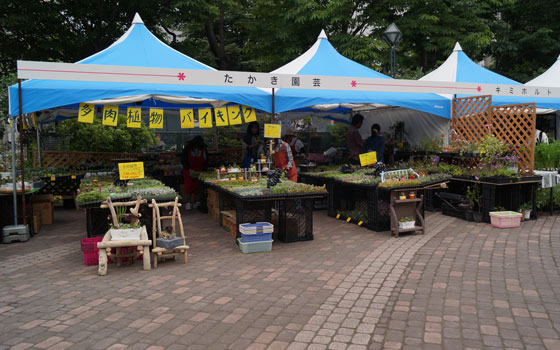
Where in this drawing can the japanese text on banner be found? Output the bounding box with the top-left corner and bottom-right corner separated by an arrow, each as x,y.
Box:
242,106 -> 257,123
118,162 -> 145,180
359,151 -> 377,166
198,108 -> 213,128
126,107 -> 142,128
227,106 -> 242,125
149,108 -> 164,128
78,103 -> 94,124
102,105 -> 119,126
214,107 -> 229,126
180,109 -> 194,128
264,124 -> 282,138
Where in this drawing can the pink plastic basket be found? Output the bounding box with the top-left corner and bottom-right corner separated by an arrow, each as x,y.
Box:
489,211 -> 522,228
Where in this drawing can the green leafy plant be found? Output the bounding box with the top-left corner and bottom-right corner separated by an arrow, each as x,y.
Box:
399,216 -> 415,222
520,202 -> 532,211
465,184 -> 482,212
534,139 -> 560,170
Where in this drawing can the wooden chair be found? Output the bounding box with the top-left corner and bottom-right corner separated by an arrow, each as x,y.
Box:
97,196 -> 152,276
149,197 -> 189,268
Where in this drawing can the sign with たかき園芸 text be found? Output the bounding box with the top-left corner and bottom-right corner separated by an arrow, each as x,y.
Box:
78,103 -> 94,124
118,162 -> 145,180
126,107 -> 142,128
359,151 -> 377,166
264,124 -> 282,138
149,108 -> 163,128
180,109 -> 194,128
102,105 -> 118,126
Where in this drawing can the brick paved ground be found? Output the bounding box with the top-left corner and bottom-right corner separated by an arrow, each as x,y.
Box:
0,207 -> 559,350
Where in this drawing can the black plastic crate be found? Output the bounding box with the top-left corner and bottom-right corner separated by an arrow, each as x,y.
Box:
424,187 -> 448,211
439,192 -> 468,220
39,175 -> 83,196
299,174 -> 328,210
277,198 -> 314,242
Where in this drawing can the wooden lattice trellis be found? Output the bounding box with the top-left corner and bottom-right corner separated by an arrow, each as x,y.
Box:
452,95 -> 536,173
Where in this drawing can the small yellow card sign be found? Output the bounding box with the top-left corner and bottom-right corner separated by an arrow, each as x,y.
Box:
359,151 -> 377,166
118,162 -> 145,180
264,124 -> 282,138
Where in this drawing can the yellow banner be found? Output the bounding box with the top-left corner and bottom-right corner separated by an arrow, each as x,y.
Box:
149,108 -> 164,129
227,105 -> 242,125
359,151 -> 377,166
214,107 -> 229,126
242,106 -> 257,123
198,108 -> 213,128
126,107 -> 142,128
118,162 -> 145,180
102,105 -> 119,126
180,109 -> 194,129
78,103 -> 95,124
264,123 -> 282,138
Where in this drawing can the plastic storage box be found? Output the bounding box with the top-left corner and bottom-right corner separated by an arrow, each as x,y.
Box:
239,222 -> 273,242
237,238 -> 273,254
489,211 -> 522,228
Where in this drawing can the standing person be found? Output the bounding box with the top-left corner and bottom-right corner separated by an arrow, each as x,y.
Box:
272,138 -> 297,182
284,130 -> 306,156
363,123 -> 384,163
535,129 -> 549,144
242,121 -> 262,168
346,114 -> 364,164
181,136 -> 208,210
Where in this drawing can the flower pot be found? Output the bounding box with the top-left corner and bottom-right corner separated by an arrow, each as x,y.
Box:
398,221 -> 415,229
110,227 -> 142,241
466,210 -> 474,222
472,211 -> 483,223
523,210 -> 531,220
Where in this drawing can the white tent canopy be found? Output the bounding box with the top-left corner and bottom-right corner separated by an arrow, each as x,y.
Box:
526,54 -> 560,114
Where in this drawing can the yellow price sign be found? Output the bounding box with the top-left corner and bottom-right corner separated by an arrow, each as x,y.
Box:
180,109 -> 194,129
198,108 -> 213,128
214,107 -> 229,126
126,107 -> 142,128
149,108 -> 164,129
102,105 -> 119,126
118,162 -> 145,180
242,106 -> 257,123
50,176 -> 56,181
227,106 -> 242,125
359,151 -> 377,167
71,175 -> 76,180
78,103 -> 94,124
264,124 -> 282,138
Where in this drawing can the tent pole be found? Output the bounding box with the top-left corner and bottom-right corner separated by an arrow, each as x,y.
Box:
36,122 -> 41,168
10,116 -> 18,227
18,80 -> 27,227
272,88 -> 275,120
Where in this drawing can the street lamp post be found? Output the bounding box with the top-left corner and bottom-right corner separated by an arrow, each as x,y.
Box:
383,23 -> 403,78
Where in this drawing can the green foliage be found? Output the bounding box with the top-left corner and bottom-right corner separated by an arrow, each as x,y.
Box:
0,72 -> 17,138
329,123 -> 349,148
56,114 -> 157,152
466,184 -> 482,212
534,139 -> 560,170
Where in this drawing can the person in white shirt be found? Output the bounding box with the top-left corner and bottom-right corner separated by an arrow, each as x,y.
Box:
535,129 -> 549,144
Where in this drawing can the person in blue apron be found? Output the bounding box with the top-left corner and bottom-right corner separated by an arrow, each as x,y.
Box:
242,121 -> 261,168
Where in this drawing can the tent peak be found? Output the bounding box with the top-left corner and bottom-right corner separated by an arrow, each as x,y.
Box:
132,13 -> 144,24
453,42 -> 463,52
318,29 -> 328,40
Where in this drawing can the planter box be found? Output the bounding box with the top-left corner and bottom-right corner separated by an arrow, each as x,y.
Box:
110,227 -> 142,241
489,211 -> 522,228
156,237 -> 183,249
237,238 -> 273,254
398,221 -> 415,229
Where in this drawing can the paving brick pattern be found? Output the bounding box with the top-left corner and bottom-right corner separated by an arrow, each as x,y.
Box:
1,207 -> 559,350
370,214 -> 560,350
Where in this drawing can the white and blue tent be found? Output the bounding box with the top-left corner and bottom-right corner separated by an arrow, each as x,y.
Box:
8,13 -> 272,119
271,30 -> 451,119
420,43 -> 560,113
525,54 -> 560,113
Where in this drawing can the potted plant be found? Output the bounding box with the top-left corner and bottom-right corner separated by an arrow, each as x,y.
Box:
466,184 -> 483,222
399,216 -> 415,229
109,206 -> 142,241
520,202 -> 532,220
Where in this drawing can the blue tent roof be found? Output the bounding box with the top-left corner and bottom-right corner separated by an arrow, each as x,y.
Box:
9,14 -> 272,116
272,30 -> 451,119
421,43 -> 560,112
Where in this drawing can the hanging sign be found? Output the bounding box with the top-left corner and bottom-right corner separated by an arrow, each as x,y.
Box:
227,105 -> 242,125
242,106 -> 257,123
264,124 -> 282,138
126,107 -> 142,128
102,105 -> 119,126
149,108 -> 164,128
180,109 -> 194,128
214,107 -> 229,126
78,103 -> 94,124
359,151 -> 377,166
118,162 -> 145,180
198,108 -> 213,128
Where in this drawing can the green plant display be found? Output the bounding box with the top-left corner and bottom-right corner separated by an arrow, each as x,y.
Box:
534,139 -> 560,170
465,184 -> 482,212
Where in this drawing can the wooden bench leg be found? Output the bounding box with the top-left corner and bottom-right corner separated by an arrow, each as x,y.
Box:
98,249 -> 108,276
153,253 -> 158,269
184,250 -> 188,264
143,245 -> 151,271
